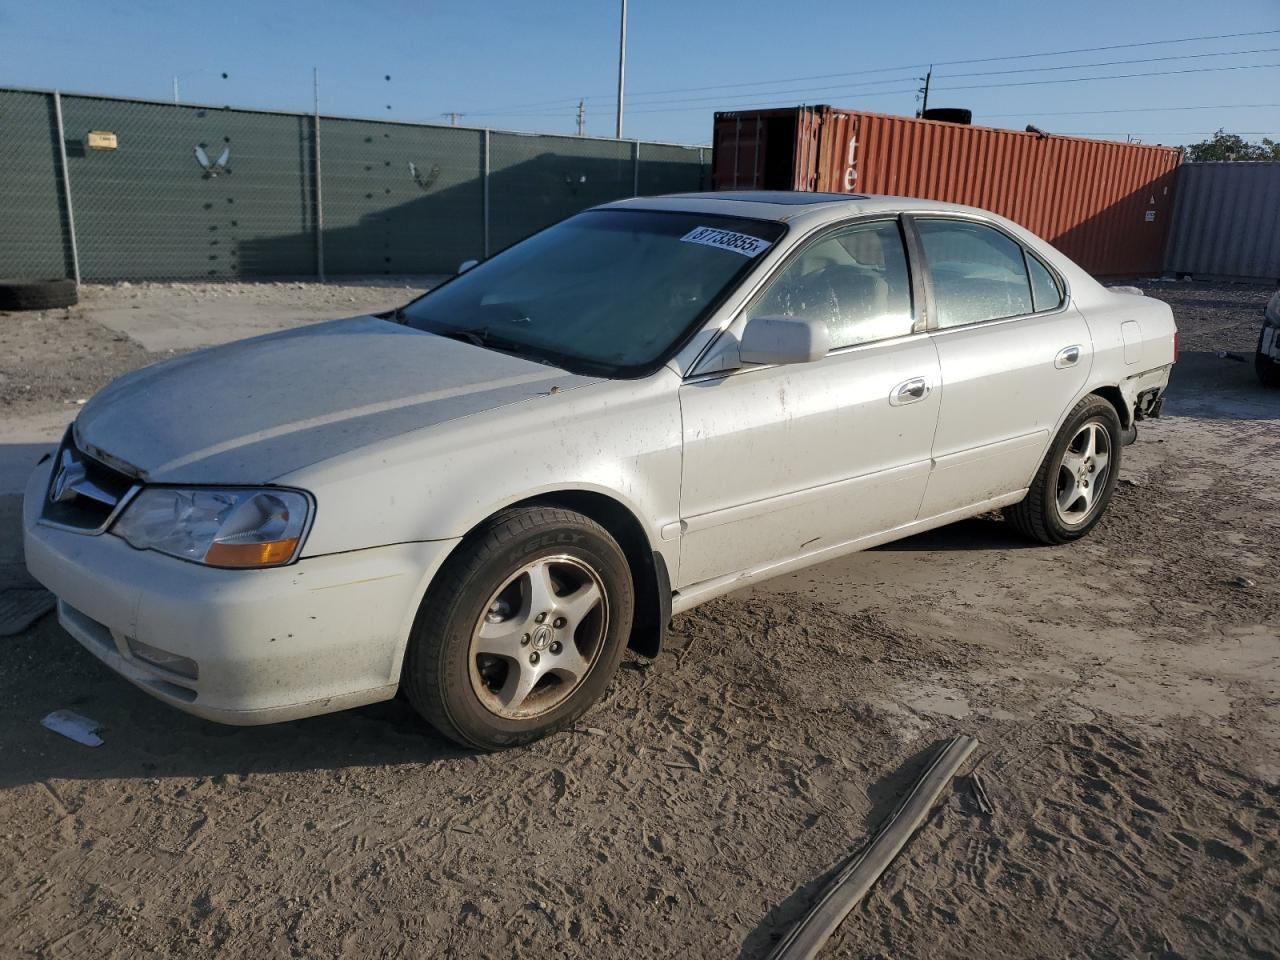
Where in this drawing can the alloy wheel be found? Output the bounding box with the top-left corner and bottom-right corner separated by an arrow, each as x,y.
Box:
1055,420 -> 1111,525
467,555 -> 608,720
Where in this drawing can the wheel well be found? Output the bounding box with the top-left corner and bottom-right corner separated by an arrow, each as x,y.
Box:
1089,386 -> 1131,429
503,491 -> 668,659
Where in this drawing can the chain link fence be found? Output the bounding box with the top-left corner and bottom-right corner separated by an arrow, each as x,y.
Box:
0,87 -> 710,281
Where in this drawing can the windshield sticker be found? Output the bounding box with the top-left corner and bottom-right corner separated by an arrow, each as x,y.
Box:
680,226 -> 771,257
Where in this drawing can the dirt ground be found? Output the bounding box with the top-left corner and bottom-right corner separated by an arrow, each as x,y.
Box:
0,279 -> 1277,959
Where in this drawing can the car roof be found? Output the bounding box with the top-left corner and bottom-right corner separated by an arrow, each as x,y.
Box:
598,190 -> 984,226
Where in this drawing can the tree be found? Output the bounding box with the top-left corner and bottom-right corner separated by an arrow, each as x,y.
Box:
1185,130 -> 1280,162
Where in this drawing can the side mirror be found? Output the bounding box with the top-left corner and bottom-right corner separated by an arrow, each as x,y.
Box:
738,316 -> 830,366
458,259 -> 479,274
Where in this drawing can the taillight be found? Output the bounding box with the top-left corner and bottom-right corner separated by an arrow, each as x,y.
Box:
1172,330 -> 1179,363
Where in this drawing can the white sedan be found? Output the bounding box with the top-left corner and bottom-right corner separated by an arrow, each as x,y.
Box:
24,192 -> 1177,749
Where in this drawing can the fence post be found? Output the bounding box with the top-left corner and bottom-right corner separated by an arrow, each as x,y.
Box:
632,140 -> 640,196
483,129 -> 491,259
313,68 -> 325,281
52,91 -> 81,287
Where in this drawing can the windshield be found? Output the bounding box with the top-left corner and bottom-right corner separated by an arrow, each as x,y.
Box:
399,209 -> 785,376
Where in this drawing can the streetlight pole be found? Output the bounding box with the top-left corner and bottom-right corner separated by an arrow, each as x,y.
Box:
615,0 -> 627,139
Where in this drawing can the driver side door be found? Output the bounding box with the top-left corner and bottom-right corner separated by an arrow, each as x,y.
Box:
675,218 -> 941,588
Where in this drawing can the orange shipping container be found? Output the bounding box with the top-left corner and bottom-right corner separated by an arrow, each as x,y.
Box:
711,106 -> 1183,276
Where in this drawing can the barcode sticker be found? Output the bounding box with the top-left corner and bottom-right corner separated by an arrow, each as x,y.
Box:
680,226 -> 771,257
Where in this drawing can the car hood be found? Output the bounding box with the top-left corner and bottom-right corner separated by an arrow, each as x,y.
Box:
74,315 -> 598,484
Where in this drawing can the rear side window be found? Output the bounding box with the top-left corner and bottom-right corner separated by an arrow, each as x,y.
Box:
747,219 -> 915,349
916,219 -> 1033,328
1026,251 -> 1064,312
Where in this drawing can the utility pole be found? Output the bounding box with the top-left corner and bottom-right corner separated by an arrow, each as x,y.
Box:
314,67 -> 325,282
444,112 -> 464,126
917,65 -> 932,117
615,0 -> 627,139
173,75 -> 180,104
576,99 -> 586,137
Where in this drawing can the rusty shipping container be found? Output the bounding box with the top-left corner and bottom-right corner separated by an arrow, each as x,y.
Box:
711,106 -> 1183,276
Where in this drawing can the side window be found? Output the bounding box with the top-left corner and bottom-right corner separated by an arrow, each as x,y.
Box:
746,220 -> 914,349
916,219 -> 1033,328
1026,251 -> 1064,312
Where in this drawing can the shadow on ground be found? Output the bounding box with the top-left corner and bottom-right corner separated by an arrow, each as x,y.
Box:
0,612 -> 469,789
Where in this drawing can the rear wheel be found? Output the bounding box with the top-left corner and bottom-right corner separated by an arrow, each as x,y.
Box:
402,506 -> 633,750
1005,395 -> 1122,545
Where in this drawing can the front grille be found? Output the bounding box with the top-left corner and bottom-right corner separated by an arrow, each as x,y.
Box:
40,431 -> 138,533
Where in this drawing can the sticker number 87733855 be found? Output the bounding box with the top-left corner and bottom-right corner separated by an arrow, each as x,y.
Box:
680,226 -> 771,257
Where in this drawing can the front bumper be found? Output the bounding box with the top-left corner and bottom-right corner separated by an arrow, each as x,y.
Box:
23,458 -> 459,725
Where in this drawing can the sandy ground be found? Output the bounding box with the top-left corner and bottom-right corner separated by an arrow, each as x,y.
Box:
0,279 -> 1277,959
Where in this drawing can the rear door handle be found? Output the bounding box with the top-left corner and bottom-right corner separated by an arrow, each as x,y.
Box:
1055,345 -> 1082,368
890,377 -> 930,406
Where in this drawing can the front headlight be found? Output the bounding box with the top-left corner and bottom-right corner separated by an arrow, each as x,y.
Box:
112,487 -> 311,568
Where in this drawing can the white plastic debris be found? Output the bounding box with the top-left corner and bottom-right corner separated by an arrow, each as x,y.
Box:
41,709 -> 104,747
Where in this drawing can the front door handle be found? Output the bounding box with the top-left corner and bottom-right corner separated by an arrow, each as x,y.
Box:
1055,345 -> 1082,369
890,377 -> 930,406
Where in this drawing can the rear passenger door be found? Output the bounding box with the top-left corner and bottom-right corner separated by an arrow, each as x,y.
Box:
910,217 -> 1092,518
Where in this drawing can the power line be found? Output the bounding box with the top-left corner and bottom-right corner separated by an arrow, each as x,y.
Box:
468,77 -> 920,118
935,61 -> 1280,92
978,102 -> 1280,119
459,28 -> 1280,116
938,46 -> 1280,79
930,27 -> 1280,67
479,61 -> 1280,122
622,91 -> 921,116
469,55 -> 1279,123
618,48 -> 1280,111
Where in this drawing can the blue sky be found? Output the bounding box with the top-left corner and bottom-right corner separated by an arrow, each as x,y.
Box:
1,0 -> 1277,146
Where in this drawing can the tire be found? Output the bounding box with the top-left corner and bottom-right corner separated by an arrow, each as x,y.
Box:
402,506 -> 634,750
1004,395 -> 1123,545
0,278 -> 78,311
1257,328 -> 1280,389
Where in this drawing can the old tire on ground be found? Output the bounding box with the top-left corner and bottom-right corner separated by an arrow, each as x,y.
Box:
1256,329 -> 1280,388
0,279 -> 78,311
1004,394 -> 1123,545
402,506 -> 634,750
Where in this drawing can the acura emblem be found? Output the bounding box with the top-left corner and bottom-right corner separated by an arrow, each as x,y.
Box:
50,448 -> 86,503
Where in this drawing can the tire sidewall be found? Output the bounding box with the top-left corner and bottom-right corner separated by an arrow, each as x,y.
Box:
1039,400 -> 1123,542
424,519 -> 633,749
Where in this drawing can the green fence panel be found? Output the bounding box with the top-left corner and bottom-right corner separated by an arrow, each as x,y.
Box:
489,132 -> 636,252
638,143 -> 708,196
0,90 -> 71,279
1,87 -> 710,281
320,119 -> 483,275
58,95 -> 315,279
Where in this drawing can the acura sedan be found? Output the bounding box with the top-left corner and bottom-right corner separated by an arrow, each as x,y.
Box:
24,192 -> 1177,749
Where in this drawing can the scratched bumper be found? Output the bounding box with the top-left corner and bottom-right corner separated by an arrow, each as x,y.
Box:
23,457 -> 459,725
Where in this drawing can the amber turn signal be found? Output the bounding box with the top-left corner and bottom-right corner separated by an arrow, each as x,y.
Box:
204,538 -> 300,568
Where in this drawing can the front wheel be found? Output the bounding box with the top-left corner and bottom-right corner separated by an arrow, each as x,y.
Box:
402,506 -> 634,750
1004,395 -> 1122,545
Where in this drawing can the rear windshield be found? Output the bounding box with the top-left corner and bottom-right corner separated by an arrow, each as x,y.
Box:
400,209 -> 785,376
